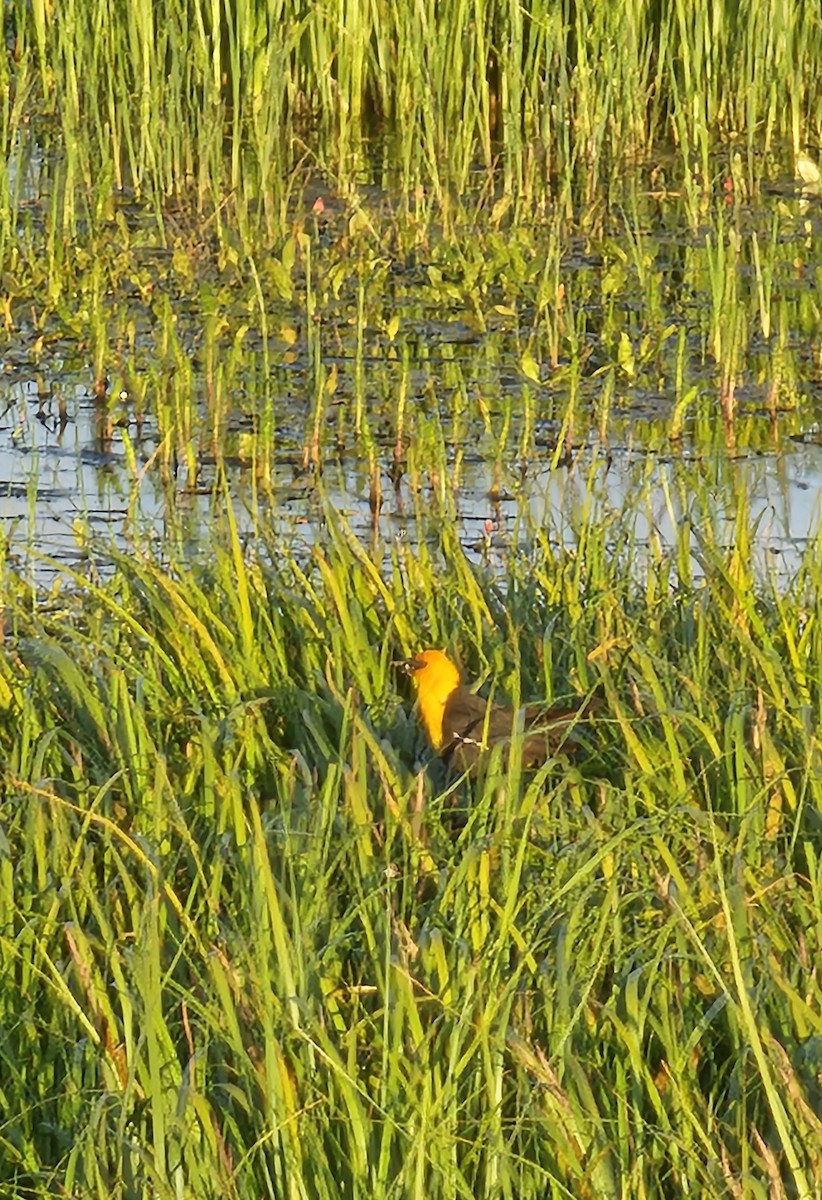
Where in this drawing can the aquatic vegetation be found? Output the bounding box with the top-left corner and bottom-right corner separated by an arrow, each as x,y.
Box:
2,493 -> 822,1198
3,0 -> 822,236
1,2 -> 822,1196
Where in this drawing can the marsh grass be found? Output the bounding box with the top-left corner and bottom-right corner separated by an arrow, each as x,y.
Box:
7,171 -> 822,520
3,0 -> 822,258
2,3 -> 822,1195
2,471 -> 822,1198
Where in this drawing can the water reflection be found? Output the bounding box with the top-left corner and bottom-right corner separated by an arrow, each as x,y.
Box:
2,364 -> 822,586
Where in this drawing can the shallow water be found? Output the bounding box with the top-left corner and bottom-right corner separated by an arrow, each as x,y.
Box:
3,155 -> 822,583
2,375 -> 821,586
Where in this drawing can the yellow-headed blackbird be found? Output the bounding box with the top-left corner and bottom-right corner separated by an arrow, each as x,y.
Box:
398,649 -> 597,773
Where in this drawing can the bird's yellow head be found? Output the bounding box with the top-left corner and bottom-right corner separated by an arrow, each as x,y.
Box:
399,650 -> 462,750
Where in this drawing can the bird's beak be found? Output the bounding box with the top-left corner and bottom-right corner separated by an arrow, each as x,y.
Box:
393,657 -> 424,676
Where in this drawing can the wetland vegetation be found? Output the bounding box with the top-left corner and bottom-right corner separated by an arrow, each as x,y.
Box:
3,1 -> 822,1197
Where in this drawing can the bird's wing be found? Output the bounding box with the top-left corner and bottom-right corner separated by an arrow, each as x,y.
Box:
441,688 -> 491,742
442,689 -> 600,772
524,692 -> 601,730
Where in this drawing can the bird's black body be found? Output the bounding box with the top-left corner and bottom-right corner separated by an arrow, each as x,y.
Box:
398,650 -> 598,774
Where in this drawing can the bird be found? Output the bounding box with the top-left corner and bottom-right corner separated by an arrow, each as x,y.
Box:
397,649 -> 598,774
